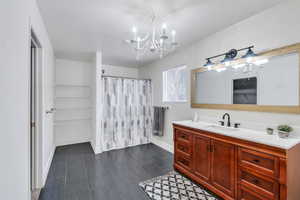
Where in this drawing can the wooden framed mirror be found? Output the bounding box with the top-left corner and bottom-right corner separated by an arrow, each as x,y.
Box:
191,43 -> 300,114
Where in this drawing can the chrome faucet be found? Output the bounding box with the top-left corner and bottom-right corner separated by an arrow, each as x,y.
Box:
222,113 -> 231,127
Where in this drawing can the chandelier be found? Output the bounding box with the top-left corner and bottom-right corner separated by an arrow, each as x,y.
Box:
125,14 -> 178,60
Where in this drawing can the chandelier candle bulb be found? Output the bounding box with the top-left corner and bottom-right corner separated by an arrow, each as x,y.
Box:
132,26 -> 137,41
152,27 -> 156,42
172,30 -> 176,43
160,38 -> 163,45
137,37 -> 141,49
162,23 -> 167,34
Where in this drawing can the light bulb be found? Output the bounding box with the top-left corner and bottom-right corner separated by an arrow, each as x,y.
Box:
171,30 -> 176,43
253,58 -> 269,66
232,63 -> 246,69
137,37 -> 141,49
132,26 -> 137,33
224,61 -> 231,67
246,57 -> 253,63
162,23 -> 167,35
132,26 -> 137,41
216,67 -> 226,72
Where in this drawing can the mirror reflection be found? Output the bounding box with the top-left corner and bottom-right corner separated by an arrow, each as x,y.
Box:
195,53 -> 299,106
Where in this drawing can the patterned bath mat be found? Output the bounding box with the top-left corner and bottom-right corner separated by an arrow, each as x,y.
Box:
139,171 -> 220,200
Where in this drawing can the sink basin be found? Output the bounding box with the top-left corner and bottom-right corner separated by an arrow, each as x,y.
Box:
205,124 -> 239,132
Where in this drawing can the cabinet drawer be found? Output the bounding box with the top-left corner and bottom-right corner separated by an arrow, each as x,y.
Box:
175,129 -> 192,143
239,169 -> 279,200
175,140 -> 191,156
238,184 -> 270,200
175,152 -> 192,171
238,148 -> 279,178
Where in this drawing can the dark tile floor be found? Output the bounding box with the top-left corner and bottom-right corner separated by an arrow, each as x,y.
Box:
39,143 -> 173,200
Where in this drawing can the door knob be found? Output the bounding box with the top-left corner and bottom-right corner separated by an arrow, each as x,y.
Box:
46,108 -> 56,114
45,110 -> 52,114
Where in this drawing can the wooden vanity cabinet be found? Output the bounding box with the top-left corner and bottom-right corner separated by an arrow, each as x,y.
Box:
193,135 -> 211,181
211,140 -> 236,197
173,124 -> 300,200
174,127 -> 236,199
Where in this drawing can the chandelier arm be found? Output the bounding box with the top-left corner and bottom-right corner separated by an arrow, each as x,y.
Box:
138,40 -> 150,58
141,33 -> 150,42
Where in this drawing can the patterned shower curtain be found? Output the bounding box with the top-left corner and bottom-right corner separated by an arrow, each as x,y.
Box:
100,77 -> 152,152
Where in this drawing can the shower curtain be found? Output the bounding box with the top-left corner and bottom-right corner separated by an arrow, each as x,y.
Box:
100,77 -> 152,152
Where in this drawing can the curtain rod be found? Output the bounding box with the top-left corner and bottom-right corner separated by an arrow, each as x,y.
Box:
101,75 -> 151,81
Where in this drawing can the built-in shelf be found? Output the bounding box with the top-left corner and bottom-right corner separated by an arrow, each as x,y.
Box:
54,81 -> 92,128
54,118 -> 91,123
55,107 -> 92,111
55,84 -> 91,88
54,118 -> 92,126
55,96 -> 91,100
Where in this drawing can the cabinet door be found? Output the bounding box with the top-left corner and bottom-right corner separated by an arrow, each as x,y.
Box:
193,135 -> 211,182
211,140 -> 235,197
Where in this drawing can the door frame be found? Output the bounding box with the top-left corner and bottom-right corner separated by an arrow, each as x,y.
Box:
30,29 -> 44,191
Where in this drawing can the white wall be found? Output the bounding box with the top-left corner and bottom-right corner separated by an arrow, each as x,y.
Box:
55,59 -> 92,146
139,0 -> 300,147
91,52 -> 102,154
0,0 -> 55,199
102,64 -> 138,78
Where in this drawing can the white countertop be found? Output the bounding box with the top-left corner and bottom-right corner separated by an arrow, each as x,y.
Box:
173,120 -> 300,150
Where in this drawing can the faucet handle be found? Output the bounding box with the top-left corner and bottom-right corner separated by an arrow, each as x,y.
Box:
218,121 -> 225,126
234,123 -> 241,128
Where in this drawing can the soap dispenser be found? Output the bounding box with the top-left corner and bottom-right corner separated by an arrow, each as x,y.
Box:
193,112 -> 199,122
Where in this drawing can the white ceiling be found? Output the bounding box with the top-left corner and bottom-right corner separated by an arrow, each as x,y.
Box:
37,0 -> 283,67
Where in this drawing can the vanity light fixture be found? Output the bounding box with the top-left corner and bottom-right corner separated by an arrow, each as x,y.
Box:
203,46 -> 256,70
204,58 -> 214,70
242,47 -> 257,58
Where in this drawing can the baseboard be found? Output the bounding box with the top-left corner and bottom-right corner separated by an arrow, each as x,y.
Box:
43,145 -> 55,186
151,137 -> 174,153
55,138 -> 91,147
